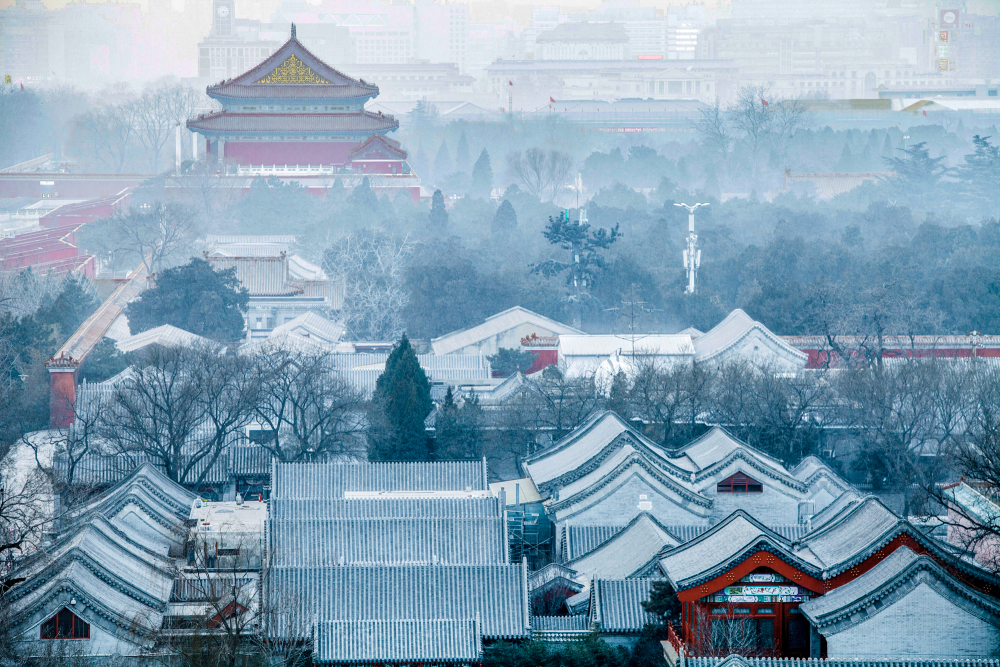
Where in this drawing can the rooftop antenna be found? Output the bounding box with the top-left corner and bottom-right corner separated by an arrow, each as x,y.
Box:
673,202 -> 709,295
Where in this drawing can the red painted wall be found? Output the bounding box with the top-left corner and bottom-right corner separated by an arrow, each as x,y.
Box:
353,160 -> 405,174
0,176 -> 145,199
221,141 -> 359,166
49,369 -> 77,428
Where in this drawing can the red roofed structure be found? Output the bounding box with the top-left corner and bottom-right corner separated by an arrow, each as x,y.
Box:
187,25 -> 409,178
0,224 -> 95,278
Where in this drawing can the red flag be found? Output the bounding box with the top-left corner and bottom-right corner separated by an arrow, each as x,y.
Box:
922,110 -> 928,116
20,83 -> 24,91
508,80 -> 513,86
550,96 -> 555,103
761,99 -> 768,106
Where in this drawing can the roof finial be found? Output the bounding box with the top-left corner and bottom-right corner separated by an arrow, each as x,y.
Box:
291,23 -> 296,39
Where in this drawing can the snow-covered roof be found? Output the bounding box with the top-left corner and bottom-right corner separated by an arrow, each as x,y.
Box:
288,254 -> 327,281
269,311 -> 344,344
693,309 -> 807,367
565,513 -> 680,581
558,334 -> 694,358
431,307 -> 582,356
115,324 -> 217,353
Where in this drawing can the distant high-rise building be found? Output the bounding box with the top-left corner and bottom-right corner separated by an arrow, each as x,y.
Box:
197,0 -> 280,80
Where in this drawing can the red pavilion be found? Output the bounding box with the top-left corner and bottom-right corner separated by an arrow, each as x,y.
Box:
187,25 -> 408,176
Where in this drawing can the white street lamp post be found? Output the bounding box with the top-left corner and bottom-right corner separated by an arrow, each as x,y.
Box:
673,202 -> 709,294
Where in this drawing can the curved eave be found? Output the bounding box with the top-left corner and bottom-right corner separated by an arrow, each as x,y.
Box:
818,522 -> 1000,590
185,124 -> 398,138
672,537 -> 824,592
547,453 -> 712,515
207,90 -> 378,107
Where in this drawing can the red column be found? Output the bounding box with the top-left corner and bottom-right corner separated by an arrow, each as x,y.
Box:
46,361 -> 79,429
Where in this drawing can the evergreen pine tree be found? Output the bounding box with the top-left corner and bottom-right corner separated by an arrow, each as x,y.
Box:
367,335 -> 433,461
491,199 -> 518,234
835,142 -> 854,171
433,139 -> 453,185
455,131 -> 471,173
429,189 -> 449,228
124,258 -> 249,341
470,149 -> 493,199
881,134 -> 895,161
37,273 -> 100,341
348,176 -> 379,211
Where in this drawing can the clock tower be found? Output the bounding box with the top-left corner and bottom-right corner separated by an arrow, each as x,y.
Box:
213,0 -> 234,37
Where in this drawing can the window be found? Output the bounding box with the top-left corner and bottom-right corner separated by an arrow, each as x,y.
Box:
41,608 -> 89,639
717,472 -> 763,493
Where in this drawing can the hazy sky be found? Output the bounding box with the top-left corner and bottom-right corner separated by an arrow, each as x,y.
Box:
20,0 -> 726,16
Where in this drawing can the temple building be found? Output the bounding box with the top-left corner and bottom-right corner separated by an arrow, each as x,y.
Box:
521,411 -> 851,559
655,497 -> 1000,659
187,25 -> 414,186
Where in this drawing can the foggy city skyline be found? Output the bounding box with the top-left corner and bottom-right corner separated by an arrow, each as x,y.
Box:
1,0 -> 1000,664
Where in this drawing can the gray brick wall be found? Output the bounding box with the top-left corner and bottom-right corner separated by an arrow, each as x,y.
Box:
825,582 -> 1000,659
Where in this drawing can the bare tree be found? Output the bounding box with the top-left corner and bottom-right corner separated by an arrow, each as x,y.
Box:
133,84 -> 205,173
324,230 -> 413,341
250,346 -> 365,461
730,84 -> 776,190
628,357 -> 714,447
82,201 -> 198,275
835,360 -> 968,507
68,100 -> 141,174
708,360 -> 835,464
506,148 -> 575,201
96,345 -> 255,488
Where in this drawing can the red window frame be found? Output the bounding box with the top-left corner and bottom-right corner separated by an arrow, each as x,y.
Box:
717,472 -> 763,493
40,608 -> 90,639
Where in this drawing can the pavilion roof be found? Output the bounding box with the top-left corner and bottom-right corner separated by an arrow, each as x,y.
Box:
566,513 -> 680,581
656,511 -> 821,591
186,110 -> 398,135
347,133 -> 408,160
206,31 -> 378,101
799,546 -> 1000,634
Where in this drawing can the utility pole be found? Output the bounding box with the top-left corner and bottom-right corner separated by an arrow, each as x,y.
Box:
568,208 -> 585,329
673,202 -> 709,295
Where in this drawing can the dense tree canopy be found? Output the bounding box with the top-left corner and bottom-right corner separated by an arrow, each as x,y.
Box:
124,258 -> 249,341
367,335 -> 433,461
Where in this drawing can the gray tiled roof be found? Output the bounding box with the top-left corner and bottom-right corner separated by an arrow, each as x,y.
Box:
270,516 -> 507,566
566,522 -> 808,561
270,564 -> 530,639
531,615 -> 590,631
62,462 -> 197,524
187,111 -> 397,134
807,489 -> 863,530
795,498 -> 901,571
565,524 -> 624,560
271,460 -> 488,499
56,441 -> 272,489
657,511 -> 821,590
7,517 -> 176,634
591,578 -> 658,633
800,546 -> 1000,634
687,658 -> 1000,667
314,619 -> 481,664
566,513 -> 680,581
271,496 -> 502,520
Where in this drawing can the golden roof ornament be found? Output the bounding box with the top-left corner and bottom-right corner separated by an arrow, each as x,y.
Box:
255,53 -> 332,85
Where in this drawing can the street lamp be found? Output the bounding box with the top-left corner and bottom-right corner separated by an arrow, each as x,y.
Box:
673,202 -> 709,294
